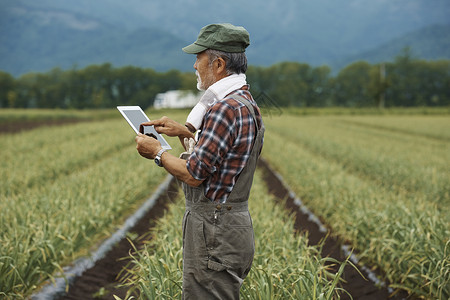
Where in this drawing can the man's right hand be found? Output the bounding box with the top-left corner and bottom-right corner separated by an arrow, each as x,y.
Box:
140,116 -> 193,139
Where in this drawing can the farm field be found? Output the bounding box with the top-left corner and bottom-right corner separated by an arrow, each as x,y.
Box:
0,108 -> 449,299
0,108 -> 117,122
0,109 -> 186,299
263,113 -> 449,298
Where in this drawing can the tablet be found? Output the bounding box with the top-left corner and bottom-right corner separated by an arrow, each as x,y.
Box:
117,106 -> 171,150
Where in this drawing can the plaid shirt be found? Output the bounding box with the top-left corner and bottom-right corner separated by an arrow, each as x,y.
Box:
186,87 -> 263,203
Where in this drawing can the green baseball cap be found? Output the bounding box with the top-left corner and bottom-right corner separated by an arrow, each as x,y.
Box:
182,23 -> 250,54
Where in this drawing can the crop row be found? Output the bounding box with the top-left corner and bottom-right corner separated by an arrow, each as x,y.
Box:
118,171 -> 348,299
333,115 -> 450,141
262,114 -> 449,298
1,110 -> 448,299
268,115 -> 449,206
0,115 -> 185,299
1,120 -> 133,196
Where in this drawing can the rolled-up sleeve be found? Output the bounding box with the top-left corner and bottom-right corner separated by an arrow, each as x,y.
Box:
186,101 -> 236,180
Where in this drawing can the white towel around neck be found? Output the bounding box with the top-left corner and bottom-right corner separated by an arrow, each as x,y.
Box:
186,73 -> 247,131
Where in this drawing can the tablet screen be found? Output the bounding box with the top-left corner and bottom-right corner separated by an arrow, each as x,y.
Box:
117,106 -> 171,150
121,109 -> 149,132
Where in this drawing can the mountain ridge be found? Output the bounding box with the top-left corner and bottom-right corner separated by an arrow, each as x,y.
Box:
334,23 -> 450,70
0,0 -> 449,76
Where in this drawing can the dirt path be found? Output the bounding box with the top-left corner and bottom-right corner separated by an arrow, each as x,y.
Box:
53,178 -> 180,300
39,159 -> 412,299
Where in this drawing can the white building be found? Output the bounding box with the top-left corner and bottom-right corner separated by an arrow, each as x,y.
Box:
153,90 -> 202,109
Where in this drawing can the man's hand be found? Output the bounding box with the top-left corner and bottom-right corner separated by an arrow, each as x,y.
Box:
136,132 -> 204,187
135,133 -> 162,159
140,116 -> 193,139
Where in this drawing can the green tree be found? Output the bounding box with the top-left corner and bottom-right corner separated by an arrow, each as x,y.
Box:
368,63 -> 388,108
272,62 -> 311,107
16,72 -> 39,108
411,60 -> 450,106
4,56 -> 449,109
36,68 -> 67,108
0,71 -> 15,107
306,65 -> 332,107
332,61 -> 373,107
179,71 -> 196,91
73,64 -> 115,108
386,47 -> 417,107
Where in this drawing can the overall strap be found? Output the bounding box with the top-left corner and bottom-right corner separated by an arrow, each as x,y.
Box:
224,93 -> 265,203
228,94 -> 261,131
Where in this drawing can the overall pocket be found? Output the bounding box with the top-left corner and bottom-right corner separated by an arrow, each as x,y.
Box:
183,211 -> 209,272
213,211 -> 255,276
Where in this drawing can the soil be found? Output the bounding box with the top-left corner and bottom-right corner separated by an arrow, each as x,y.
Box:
55,178 -> 180,300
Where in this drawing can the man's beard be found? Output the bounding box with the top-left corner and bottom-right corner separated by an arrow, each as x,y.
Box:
196,70 -> 215,91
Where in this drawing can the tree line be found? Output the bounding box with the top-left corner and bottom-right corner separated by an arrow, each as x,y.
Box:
247,48 -> 449,108
1,49 -> 449,109
0,64 -> 196,109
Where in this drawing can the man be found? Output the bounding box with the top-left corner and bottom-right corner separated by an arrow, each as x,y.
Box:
135,23 -> 264,299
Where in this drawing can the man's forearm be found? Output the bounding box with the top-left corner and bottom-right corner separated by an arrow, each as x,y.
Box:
160,152 -> 203,187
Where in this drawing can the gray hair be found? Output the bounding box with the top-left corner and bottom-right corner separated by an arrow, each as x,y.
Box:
206,49 -> 248,75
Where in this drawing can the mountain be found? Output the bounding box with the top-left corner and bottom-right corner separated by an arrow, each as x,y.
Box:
334,23 -> 450,69
0,3 -> 192,75
0,0 -> 449,76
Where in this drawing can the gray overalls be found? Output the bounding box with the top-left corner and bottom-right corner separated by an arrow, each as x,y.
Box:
181,95 -> 264,299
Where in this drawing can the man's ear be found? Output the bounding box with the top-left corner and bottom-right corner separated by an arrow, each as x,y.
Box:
215,57 -> 227,75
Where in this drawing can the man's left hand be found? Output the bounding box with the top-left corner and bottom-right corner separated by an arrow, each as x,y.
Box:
135,133 -> 162,159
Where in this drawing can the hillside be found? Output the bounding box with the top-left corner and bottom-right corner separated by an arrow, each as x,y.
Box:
0,4 -> 192,75
334,23 -> 450,69
0,0 -> 449,76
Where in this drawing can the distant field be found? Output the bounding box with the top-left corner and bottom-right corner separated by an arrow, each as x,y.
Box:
1,106 -> 448,124
0,108 -> 449,299
0,108 -> 184,134
0,108 -> 117,122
